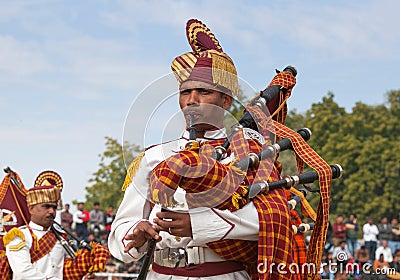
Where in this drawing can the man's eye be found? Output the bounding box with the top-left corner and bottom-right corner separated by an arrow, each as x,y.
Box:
199,89 -> 212,95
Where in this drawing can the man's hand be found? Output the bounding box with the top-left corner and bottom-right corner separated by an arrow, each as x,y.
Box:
83,273 -> 95,279
123,220 -> 161,253
153,210 -> 192,237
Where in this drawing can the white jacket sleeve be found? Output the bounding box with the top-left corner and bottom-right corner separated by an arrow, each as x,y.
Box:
108,151 -> 156,263
6,234 -> 62,280
190,203 -> 259,244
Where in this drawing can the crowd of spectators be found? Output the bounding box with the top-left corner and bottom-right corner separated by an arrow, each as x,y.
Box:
60,202 -> 142,278
60,203 -> 400,279
321,214 -> 400,279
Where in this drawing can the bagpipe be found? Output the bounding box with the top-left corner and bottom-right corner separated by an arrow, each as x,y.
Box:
144,66 -> 342,279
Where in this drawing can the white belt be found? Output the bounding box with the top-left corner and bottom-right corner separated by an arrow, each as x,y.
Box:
153,246 -> 225,268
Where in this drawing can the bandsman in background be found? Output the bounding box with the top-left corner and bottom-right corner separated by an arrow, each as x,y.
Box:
0,170 -> 109,280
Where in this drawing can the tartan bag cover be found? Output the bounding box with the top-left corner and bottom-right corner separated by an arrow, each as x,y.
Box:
64,241 -> 110,280
150,127 -> 295,280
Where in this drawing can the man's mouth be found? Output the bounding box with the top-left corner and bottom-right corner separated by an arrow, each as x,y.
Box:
184,111 -> 202,121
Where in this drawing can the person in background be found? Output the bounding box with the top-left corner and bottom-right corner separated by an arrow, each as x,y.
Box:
60,203 -> 73,230
345,214 -> 359,256
363,218 -> 379,262
373,254 -> 389,280
355,245 -> 370,266
333,215 -> 347,247
73,202 -> 90,240
378,217 -> 392,243
89,202 -> 104,235
4,172 -> 109,280
375,240 -> 393,263
388,252 -> 400,274
390,218 -> 400,254
103,205 -> 115,232
332,240 -> 352,266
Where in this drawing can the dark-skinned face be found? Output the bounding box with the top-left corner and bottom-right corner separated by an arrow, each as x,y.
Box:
179,80 -> 232,137
29,202 -> 58,229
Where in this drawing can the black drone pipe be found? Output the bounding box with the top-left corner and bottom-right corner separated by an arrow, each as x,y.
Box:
213,65 -> 297,161
248,164 -> 343,199
235,128 -> 311,171
297,223 -> 315,233
53,221 -> 92,251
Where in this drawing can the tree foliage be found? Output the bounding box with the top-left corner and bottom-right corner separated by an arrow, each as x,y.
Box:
284,90 -> 400,226
82,137 -> 142,210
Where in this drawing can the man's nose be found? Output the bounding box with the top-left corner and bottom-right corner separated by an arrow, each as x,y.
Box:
186,90 -> 200,105
48,207 -> 56,215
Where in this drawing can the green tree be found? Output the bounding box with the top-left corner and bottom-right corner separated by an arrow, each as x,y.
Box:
83,137 -> 142,210
282,91 -> 400,225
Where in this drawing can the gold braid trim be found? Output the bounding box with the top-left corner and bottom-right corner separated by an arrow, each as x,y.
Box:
3,228 -> 25,247
122,150 -> 145,191
231,186 -> 248,210
210,50 -> 239,96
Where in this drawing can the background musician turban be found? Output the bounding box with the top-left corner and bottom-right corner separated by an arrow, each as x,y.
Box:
171,18 -> 239,96
26,185 -> 60,207
28,170 -> 64,207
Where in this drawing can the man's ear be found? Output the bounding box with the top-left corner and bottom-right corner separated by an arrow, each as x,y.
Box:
28,205 -> 35,215
222,94 -> 233,110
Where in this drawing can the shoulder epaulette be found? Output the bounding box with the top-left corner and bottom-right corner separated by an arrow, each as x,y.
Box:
122,150 -> 146,191
3,228 -> 26,251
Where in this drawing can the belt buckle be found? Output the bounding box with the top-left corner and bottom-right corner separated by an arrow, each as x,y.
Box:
168,247 -> 186,268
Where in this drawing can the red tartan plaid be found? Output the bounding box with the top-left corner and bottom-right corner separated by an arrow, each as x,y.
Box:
150,127 -> 294,280
273,120 -> 332,280
30,228 -> 58,263
0,255 -> 12,280
151,130 -> 270,211
290,210 -> 307,270
64,242 -> 109,279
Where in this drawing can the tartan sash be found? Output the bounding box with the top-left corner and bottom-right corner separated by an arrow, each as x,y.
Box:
30,228 -> 58,263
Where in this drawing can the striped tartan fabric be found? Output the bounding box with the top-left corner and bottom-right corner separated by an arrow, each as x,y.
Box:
150,130 -> 266,211
272,120 -> 332,280
30,229 -> 58,262
0,173 -> 27,204
290,209 -> 307,271
64,242 -> 110,279
150,128 -> 295,280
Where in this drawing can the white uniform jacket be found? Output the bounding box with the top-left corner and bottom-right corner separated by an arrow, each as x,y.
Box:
5,221 -> 65,280
108,128 -> 263,279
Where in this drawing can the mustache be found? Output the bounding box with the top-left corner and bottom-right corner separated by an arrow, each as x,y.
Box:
183,107 -> 201,117
47,214 -> 55,220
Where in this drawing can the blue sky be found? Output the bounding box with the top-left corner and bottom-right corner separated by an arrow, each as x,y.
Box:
1,0 -> 399,205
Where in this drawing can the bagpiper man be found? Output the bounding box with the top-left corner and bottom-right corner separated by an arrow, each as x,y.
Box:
109,18 -> 335,280
1,170 -> 110,280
